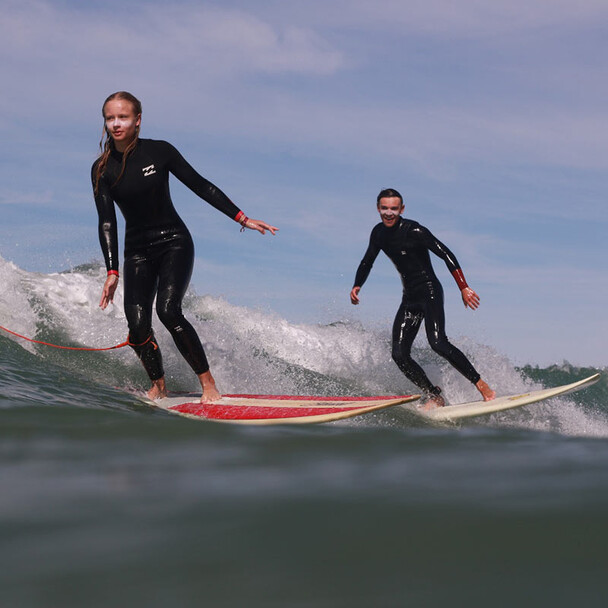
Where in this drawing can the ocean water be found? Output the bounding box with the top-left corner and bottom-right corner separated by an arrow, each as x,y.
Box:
1,255 -> 607,608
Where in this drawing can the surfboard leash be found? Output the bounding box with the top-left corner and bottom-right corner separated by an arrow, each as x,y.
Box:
0,324 -> 156,352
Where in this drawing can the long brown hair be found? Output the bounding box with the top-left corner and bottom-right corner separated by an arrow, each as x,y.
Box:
93,91 -> 142,194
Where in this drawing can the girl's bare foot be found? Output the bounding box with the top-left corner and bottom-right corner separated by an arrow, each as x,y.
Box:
476,379 -> 496,402
198,370 -> 221,403
147,377 -> 168,400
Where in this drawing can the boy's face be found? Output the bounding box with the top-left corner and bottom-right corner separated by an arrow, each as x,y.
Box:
377,196 -> 404,227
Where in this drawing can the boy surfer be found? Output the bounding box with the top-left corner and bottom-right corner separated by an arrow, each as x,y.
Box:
350,189 -> 495,409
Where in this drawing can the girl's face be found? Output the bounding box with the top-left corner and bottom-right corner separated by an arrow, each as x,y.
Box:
103,99 -> 141,150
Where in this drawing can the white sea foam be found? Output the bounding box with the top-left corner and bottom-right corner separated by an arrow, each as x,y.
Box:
0,254 -> 604,436
0,256 -> 40,352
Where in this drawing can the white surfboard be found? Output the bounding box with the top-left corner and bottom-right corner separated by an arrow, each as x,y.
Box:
408,373 -> 600,422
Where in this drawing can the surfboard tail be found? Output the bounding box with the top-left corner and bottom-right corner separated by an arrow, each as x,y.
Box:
416,373 -> 601,422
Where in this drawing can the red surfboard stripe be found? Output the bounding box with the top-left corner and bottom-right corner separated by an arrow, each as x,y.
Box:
170,403 -> 375,420
220,394 -> 412,401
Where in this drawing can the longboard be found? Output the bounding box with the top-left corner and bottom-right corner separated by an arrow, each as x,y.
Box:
147,393 -> 421,425
408,373 -> 600,422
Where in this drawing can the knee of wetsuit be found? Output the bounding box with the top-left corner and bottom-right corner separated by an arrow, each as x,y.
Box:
156,302 -> 184,331
428,335 -> 451,357
391,347 -> 410,365
125,304 -> 152,341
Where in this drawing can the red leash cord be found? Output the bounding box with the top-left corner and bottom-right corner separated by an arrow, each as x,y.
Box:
0,324 -> 152,351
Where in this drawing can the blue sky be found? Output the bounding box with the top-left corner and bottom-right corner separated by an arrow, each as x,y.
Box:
0,0 -> 606,367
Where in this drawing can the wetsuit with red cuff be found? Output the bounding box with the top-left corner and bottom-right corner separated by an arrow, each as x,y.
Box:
92,138 -> 244,380
353,217 -> 481,396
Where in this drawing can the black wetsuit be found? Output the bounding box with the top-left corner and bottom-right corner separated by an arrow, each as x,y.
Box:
92,138 -> 242,380
354,217 -> 480,395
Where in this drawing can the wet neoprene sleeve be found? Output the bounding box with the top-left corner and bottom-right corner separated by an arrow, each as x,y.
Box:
92,138 -> 242,273
353,218 -> 462,290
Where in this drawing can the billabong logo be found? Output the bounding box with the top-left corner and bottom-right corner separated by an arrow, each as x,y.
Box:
142,164 -> 156,177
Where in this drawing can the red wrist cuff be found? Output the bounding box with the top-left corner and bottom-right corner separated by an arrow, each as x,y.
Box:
235,211 -> 249,230
452,269 -> 468,290
107,270 -> 119,278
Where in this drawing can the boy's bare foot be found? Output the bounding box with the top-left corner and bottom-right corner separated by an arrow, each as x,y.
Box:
476,379 -> 496,402
418,393 -> 446,411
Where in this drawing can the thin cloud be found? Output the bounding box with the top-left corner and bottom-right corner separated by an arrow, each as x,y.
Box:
262,0 -> 608,36
0,191 -> 54,206
1,1 -> 606,175
0,1 -> 343,79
